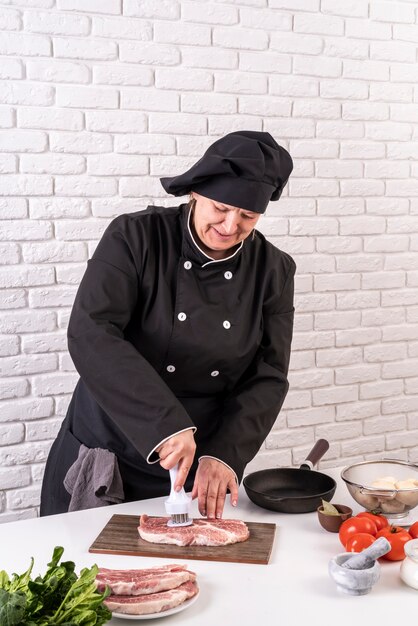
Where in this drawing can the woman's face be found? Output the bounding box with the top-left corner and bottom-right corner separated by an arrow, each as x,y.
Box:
190,192 -> 261,260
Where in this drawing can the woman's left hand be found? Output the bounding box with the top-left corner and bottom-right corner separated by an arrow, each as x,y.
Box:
191,458 -> 238,519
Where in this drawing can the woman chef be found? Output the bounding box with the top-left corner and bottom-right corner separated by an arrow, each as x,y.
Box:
40,130 -> 296,519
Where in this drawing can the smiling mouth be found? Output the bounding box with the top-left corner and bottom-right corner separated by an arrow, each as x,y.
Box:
212,227 -> 237,239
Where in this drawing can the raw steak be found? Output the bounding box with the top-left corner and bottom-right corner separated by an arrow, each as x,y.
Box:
96,563 -> 196,596
104,580 -> 198,615
138,514 -> 250,546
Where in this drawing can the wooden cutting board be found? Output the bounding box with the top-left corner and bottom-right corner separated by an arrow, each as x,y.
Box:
89,514 -> 276,565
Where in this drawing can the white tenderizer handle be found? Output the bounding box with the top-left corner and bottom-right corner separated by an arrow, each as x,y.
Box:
165,464 -> 192,526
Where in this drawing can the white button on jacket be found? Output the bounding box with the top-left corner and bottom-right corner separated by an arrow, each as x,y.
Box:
166,365 -> 176,372
223,320 -> 231,329
178,312 -> 187,321
184,261 -> 192,270
224,271 -> 233,280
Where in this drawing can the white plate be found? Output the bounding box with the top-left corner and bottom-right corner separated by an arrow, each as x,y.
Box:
111,590 -> 199,621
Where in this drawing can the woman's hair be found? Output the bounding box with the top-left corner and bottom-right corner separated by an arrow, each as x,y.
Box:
188,192 -> 196,211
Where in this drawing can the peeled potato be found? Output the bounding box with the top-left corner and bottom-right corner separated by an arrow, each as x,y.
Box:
395,480 -> 418,505
354,489 -> 379,509
378,476 -> 397,484
396,492 -> 418,506
395,479 -> 416,489
370,480 -> 397,497
379,498 -> 406,513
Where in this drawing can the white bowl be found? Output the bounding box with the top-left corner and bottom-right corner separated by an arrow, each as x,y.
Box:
400,539 -> 418,589
341,460 -> 418,519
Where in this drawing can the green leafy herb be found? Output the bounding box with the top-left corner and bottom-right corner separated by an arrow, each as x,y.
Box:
321,500 -> 340,516
0,589 -> 26,626
0,547 -> 111,626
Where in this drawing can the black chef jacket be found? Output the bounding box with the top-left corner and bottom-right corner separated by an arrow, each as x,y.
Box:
40,203 -> 295,515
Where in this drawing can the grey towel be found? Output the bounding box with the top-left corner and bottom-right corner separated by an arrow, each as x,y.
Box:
64,444 -> 124,512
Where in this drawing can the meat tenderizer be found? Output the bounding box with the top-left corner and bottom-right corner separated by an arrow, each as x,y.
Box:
165,464 -> 193,527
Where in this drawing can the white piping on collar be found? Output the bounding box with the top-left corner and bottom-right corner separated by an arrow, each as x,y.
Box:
186,207 -> 243,268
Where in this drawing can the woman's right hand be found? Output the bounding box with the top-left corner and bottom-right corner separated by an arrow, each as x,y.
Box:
156,430 -> 196,491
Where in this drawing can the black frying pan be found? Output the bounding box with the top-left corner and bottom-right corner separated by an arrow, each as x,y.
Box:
243,439 -> 336,513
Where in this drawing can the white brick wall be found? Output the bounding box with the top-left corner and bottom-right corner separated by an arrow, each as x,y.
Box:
0,0 -> 417,521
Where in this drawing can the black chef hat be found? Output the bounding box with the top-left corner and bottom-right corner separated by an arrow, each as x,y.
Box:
160,130 -> 293,214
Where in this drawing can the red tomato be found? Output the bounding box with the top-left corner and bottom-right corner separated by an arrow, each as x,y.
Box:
377,524 -> 409,538
339,517 -> 378,547
345,533 -> 376,553
376,526 -> 412,561
356,512 -> 389,531
409,521 -> 418,539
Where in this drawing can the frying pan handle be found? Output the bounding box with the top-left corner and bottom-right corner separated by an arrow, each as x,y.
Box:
299,439 -> 329,470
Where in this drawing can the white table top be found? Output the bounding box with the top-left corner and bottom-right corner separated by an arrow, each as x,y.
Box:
0,466 -> 417,626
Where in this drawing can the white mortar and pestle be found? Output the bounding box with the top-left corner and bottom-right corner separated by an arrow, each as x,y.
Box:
328,537 -> 391,595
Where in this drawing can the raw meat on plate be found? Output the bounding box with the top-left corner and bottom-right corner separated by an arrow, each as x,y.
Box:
96,563 -> 196,596
105,580 -> 199,616
138,514 -> 250,546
